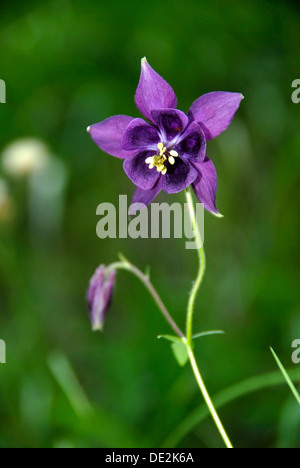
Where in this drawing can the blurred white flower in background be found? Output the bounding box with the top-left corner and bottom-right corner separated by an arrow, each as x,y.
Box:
0,138 -> 68,241
29,156 -> 68,244
2,138 -> 49,177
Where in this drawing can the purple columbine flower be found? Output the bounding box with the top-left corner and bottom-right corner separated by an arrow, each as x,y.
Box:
87,265 -> 116,331
88,58 -> 243,216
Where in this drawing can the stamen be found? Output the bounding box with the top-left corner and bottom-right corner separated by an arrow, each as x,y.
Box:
145,143 -> 179,175
145,156 -> 153,164
156,164 -> 165,173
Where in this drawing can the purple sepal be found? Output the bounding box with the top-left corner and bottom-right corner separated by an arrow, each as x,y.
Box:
135,58 -> 177,122
129,179 -> 163,216
88,115 -> 134,158
192,156 -> 221,216
188,92 -> 243,140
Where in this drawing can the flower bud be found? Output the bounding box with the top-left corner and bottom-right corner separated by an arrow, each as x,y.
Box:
87,265 -> 116,331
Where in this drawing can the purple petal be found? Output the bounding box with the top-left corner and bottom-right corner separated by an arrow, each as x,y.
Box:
163,158 -> 198,194
88,115 -> 134,158
135,58 -> 177,122
192,156 -> 221,216
175,122 -> 206,161
129,179 -> 163,216
151,108 -> 189,142
122,118 -> 160,151
123,151 -> 160,190
188,92 -> 243,140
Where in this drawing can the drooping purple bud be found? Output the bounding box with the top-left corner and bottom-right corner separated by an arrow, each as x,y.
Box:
87,265 -> 116,331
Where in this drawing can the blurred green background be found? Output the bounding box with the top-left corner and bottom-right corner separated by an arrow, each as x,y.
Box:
0,0 -> 300,448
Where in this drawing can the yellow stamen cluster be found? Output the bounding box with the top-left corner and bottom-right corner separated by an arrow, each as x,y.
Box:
145,143 -> 178,175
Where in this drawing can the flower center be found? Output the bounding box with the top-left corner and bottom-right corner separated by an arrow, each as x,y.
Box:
145,143 -> 178,175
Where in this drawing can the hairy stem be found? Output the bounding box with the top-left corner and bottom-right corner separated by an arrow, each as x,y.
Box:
109,187 -> 233,448
109,260 -> 184,338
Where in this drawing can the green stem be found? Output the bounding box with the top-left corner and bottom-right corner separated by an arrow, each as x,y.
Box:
184,187 -> 233,449
109,260 -> 184,339
187,346 -> 233,448
185,187 -> 206,346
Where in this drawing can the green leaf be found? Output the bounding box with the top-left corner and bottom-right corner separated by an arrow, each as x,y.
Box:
47,351 -> 93,418
158,335 -> 190,366
192,330 -> 225,340
145,265 -> 151,279
162,367 -> 300,448
171,342 -> 189,367
157,334 -> 183,344
270,347 -> 300,405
